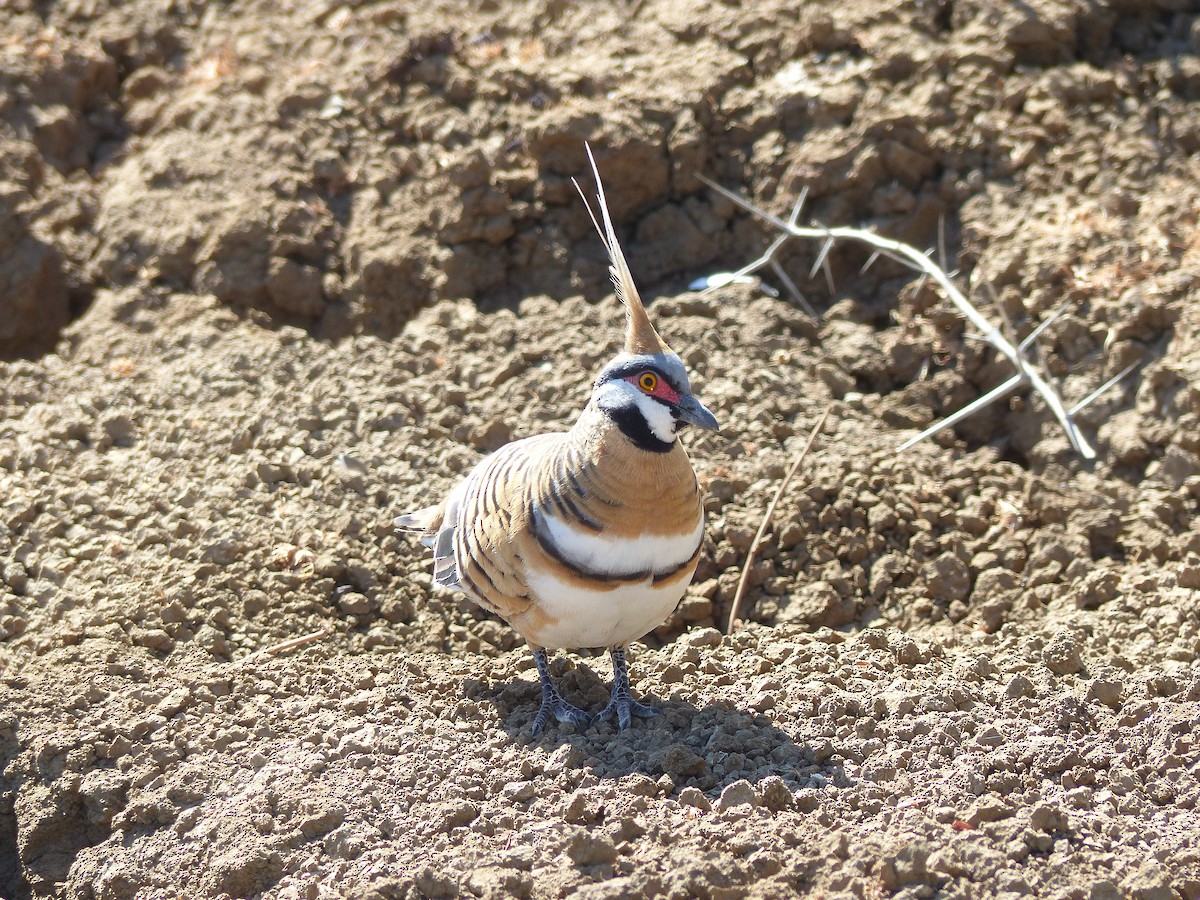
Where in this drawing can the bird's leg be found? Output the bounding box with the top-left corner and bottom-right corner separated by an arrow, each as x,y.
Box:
530,646 -> 590,733
593,646 -> 659,730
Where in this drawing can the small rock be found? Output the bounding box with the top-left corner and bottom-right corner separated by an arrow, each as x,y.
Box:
659,664 -> 686,684
725,526 -> 755,551
975,725 -> 1005,748
500,781 -> 536,803
543,743 -> 584,776
856,628 -> 889,650
749,692 -> 776,712
1043,630 -> 1083,675
1088,880 -> 1122,900
715,779 -> 758,810
497,844 -> 535,871
99,412 -> 137,447
1065,787 -> 1093,809
996,872 -> 1034,895
415,867 -> 458,898
336,453 -> 369,477
1086,675 -> 1123,708
965,796 -> 1014,825
780,582 -> 858,628
651,743 -> 709,779
1150,445 -> 1200,489
972,568 -> 1019,600
1072,568 -> 1119,609
155,687 -> 191,717
337,591 -> 376,615
256,460 -> 297,484
677,596 -> 713,622
923,552 -> 971,603
1028,802 -> 1068,833
757,775 -> 794,812
435,799 -> 478,832
486,357 -> 527,387
465,867 -> 531,899
470,419 -> 512,452
1005,674 -> 1034,698
201,539 -> 242,566
1128,863 -> 1176,900
561,789 -> 600,824
132,627 -> 175,653
879,842 -> 930,890
682,627 -> 722,649
623,774 -> 658,797
298,806 -> 345,839
566,830 -> 618,866
1178,555 -> 1200,590
890,634 -> 923,665
266,257 -> 325,318
815,362 -> 856,398
678,786 -> 711,811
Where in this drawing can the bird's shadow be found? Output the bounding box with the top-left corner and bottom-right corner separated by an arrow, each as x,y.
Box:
463,662 -> 842,793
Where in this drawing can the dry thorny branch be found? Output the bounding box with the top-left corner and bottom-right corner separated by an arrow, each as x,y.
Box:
696,175 -> 1142,462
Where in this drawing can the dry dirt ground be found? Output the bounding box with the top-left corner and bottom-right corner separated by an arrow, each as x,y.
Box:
2,0 -> 1200,897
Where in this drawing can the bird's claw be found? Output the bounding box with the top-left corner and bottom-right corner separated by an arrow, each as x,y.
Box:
592,694 -> 659,731
531,695 -> 591,734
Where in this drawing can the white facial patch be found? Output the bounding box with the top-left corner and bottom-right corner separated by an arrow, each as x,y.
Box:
595,380 -> 679,445
632,391 -> 677,444
540,511 -> 703,578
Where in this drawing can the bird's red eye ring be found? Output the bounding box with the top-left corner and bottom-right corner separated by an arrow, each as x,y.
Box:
638,372 -> 658,392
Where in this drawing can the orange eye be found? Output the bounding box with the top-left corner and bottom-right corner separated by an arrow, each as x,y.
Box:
638,372 -> 658,392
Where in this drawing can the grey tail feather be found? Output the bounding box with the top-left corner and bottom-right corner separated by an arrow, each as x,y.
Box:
395,506 -> 440,549
431,520 -> 460,588
394,506 -> 437,531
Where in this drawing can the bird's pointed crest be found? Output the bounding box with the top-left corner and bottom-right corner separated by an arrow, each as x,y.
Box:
574,144 -> 671,357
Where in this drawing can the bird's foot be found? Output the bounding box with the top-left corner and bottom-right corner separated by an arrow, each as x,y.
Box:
594,645 -> 658,730
592,690 -> 658,731
532,694 -> 591,734
530,646 -> 591,734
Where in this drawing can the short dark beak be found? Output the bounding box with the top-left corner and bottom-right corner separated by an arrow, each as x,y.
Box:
675,395 -> 720,431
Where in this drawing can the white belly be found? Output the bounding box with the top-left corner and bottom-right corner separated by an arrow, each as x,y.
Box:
520,566 -> 690,649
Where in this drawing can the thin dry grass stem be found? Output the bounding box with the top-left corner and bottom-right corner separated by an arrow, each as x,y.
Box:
235,624 -> 335,666
727,404 -> 833,633
696,175 -> 1117,460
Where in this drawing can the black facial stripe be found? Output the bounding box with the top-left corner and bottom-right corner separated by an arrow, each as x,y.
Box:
606,405 -> 675,454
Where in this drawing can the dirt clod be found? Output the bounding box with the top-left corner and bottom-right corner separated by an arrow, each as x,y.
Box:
1042,630 -> 1085,675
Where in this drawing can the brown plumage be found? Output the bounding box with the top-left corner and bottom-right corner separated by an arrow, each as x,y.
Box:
397,145 -> 720,731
